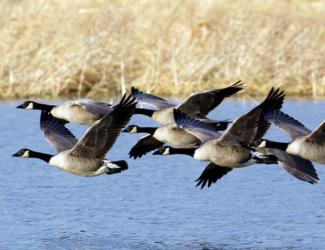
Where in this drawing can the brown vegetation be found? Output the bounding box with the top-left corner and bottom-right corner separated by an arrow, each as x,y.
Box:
1,0 -> 325,100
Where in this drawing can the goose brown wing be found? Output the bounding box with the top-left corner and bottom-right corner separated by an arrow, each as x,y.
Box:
195,163 -> 233,189
306,120 -> 325,143
173,109 -> 221,143
265,148 -> 318,184
176,80 -> 244,118
131,87 -> 175,110
70,93 -> 137,159
74,99 -> 113,116
128,134 -> 165,159
218,87 -> 285,146
263,107 -> 311,139
40,110 -> 78,153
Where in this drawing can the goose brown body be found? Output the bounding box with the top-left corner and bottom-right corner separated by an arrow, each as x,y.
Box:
17,99 -> 114,126
193,141 -> 252,168
286,137 -> 325,164
153,124 -> 199,148
50,102 -> 104,126
49,151 -> 114,177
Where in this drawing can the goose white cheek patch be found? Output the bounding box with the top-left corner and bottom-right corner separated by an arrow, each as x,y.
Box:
25,103 -> 34,110
21,151 -> 30,158
162,147 -> 170,155
258,140 -> 267,148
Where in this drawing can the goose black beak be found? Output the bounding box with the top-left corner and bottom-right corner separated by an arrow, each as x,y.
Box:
152,149 -> 160,155
122,128 -> 128,133
248,142 -> 257,147
16,104 -> 24,109
12,152 -> 20,157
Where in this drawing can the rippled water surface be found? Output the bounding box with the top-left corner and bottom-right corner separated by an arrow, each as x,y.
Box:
1,99 -> 325,250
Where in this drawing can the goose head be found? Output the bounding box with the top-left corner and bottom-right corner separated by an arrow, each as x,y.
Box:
16,101 -> 36,110
122,125 -> 139,133
248,139 -> 268,148
153,146 -> 171,156
12,148 -> 31,158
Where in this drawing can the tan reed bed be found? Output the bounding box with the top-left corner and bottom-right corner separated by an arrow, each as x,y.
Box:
1,0 -> 325,100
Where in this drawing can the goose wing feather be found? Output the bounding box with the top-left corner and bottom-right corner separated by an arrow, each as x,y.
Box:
131,87 -> 175,110
305,120 -> 325,144
265,148 -> 319,184
195,163 -> 233,189
70,94 -> 137,158
218,87 -> 285,146
263,107 -> 311,139
173,109 -> 221,143
128,134 -> 165,159
73,99 -> 113,116
176,80 -> 244,118
40,111 -> 78,153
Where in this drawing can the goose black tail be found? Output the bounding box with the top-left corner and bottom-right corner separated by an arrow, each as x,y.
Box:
106,160 -> 128,175
252,152 -> 278,164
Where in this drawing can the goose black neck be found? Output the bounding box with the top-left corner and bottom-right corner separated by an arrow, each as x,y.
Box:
134,108 -> 154,118
266,141 -> 288,151
34,103 -> 56,112
29,151 -> 53,163
169,147 -> 196,157
137,127 -> 158,135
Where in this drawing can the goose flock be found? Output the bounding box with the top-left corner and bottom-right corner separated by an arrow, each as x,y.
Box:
13,81 -> 321,188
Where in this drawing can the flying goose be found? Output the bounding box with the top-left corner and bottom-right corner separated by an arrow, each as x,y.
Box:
12,94 -> 136,177
249,107 -> 325,164
153,88 -> 319,188
122,118 -> 221,159
131,80 -> 245,128
16,98 -> 114,126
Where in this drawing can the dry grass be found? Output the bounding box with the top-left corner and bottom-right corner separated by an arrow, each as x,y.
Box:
1,0 -> 325,100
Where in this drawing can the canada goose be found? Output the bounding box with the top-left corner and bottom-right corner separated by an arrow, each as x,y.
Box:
131,80 -> 245,128
122,115 -> 221,159
12,94 -> 136,177
16,99 -> 114,126
153,88 -> 319,188
249,107 -> 325,164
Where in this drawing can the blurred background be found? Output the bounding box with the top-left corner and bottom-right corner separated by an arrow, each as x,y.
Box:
1,0 -> 325,100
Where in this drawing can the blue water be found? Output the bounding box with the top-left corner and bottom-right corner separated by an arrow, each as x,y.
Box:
0,99 -> 324,249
